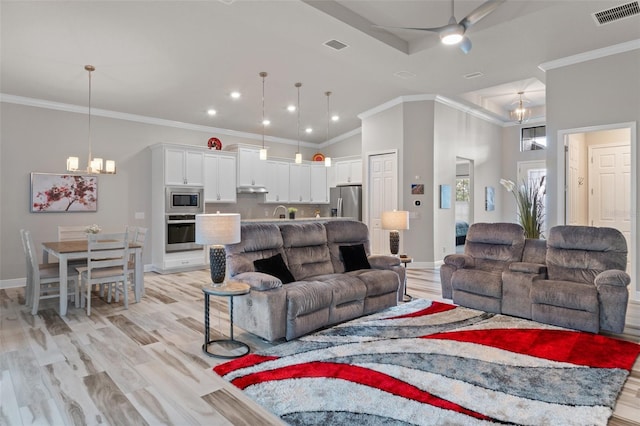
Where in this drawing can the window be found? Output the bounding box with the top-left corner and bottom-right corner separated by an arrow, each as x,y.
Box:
521,125 -> 546,151
456,178 -> 470,202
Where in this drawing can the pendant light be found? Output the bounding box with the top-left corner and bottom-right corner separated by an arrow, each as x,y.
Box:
259,72 -> 268,160
324,91 -> 332,167
295,82 -> 302,164
66,65 -> 116,174
510,91 -> 531,125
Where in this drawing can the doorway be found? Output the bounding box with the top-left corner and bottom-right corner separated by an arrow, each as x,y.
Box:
563,124 -> 636,298
455,158 -> 473,251
517,160 -> 547,235
367,151 -> 398,255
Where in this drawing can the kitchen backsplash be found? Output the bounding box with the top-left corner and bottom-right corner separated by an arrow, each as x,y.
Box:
204,193 -> 332,219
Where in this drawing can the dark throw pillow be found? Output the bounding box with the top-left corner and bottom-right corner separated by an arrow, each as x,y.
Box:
253,253 -> 295,284
340,244 -> 371,272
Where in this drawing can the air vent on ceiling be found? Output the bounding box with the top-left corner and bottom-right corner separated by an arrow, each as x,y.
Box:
324,39 -> 349,51
393,71 -> 416,80
464,71 -> 484,79
592,1 -> 639,25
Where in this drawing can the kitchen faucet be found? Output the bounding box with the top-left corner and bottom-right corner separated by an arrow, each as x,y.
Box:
273,205 -> 287,218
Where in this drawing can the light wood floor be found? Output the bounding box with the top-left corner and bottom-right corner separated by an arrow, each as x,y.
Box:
1,268 -> 639,425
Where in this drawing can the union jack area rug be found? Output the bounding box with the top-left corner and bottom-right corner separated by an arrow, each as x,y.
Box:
214,299 -> 640,425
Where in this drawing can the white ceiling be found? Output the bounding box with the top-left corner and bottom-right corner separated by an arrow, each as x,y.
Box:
1,1 -> 639,146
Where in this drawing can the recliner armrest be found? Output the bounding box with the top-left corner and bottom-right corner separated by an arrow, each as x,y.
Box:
509,262 -> 547,275
368,255 -> 400,269
444,253 -> 474,269
233,272 -> 284,291
594,270 -> 631,287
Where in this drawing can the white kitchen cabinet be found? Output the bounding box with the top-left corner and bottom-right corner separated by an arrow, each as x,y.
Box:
335,159 -> 362,185
204,153 -> 236,203
165,148 -> 204,186
310,164 -> 328,203
265,161 -> 290,203
289,163 -> 311,203
237,147 -> 266,187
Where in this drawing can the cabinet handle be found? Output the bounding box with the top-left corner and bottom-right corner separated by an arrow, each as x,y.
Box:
276,195 -> 279,201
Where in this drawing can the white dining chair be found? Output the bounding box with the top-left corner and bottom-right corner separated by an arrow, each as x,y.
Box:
78,232 -> 130,316
58,225 -> 90,241
19,229 -> 33,307
23,229 -> 78,315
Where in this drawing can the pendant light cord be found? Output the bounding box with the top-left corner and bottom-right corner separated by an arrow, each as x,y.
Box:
260,72 -> 267,150
86,65 -> 94,169
325,91 -> 331,143
296,83 -> 301,153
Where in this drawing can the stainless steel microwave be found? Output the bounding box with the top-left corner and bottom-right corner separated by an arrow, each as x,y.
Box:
165,186 -> 204,214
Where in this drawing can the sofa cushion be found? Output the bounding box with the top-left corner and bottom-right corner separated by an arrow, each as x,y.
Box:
325,220 -> 370,273
226,223 -> 287,276
340,244 -> 371,272
546,226 -> 627,284
281,223 -> 334,280
253,253 -> 295,284
348,269 -> 399,297
285,281 -> 333,340
464,222 -> 525,263
531,280 -> 598,313
233,272 -> 283,291
452,269 -> 503,298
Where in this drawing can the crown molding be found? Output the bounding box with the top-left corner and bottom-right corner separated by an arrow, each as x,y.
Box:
538,39 -> 640,72
0,93 -> 328,149
357,93 -> 508,127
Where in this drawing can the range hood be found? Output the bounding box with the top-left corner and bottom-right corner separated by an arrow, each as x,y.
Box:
237,185 -> 268,194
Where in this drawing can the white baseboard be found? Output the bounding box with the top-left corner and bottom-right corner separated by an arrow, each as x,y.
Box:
1,264 -> 155,290
407,261 -> 442,268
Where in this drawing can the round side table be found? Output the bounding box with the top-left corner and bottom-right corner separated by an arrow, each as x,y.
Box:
202,281 -> 251,359
399,256 -> 413,302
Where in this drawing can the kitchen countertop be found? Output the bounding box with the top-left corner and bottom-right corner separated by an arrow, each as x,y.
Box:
242,217 -> 355,223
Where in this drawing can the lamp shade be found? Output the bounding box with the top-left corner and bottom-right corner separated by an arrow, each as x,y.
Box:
195,213 -> 241,245
381,210 -> 409,231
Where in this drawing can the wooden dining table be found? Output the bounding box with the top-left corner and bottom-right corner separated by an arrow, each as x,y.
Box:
41,240 -> 144,316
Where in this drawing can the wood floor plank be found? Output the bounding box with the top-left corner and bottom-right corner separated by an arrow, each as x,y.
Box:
201,388 -> 282,426
106,314 -> 159,346
0,369 -> 23,425
83,371 -> 148,425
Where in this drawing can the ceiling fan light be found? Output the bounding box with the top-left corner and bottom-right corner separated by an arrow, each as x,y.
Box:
441,32 -> 463,45
440,24 -> 464,45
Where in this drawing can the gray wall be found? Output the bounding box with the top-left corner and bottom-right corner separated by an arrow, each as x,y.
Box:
324,132 -> 362,158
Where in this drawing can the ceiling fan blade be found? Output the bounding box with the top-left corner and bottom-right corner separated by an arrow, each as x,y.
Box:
373,24 -> 447,33
459,0 -> 505,30
459,36 -> 472,54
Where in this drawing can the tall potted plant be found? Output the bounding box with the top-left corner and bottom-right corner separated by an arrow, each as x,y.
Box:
500,177 -> 546,239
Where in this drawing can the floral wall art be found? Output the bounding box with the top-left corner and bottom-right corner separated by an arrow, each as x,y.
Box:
31,173 -> 98,213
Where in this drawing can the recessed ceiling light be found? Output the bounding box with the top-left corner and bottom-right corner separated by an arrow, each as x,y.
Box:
305,127 -> 313,133
230,91 -> 241,99
207,109 -> 217,116
262,119 -> 271,126
287,105 -> 296,112
331,115 -> 339,122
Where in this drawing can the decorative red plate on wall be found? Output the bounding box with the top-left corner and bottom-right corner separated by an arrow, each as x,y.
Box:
312,153 -> 325,162
208,137 -> 222,150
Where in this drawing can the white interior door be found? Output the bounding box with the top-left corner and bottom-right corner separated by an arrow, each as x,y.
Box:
368,152 -> 397,254
589,144 -> 631,273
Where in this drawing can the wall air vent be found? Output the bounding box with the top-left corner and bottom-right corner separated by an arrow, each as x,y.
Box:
592,1 -> 639,25
324,39 -> 349,51
464,71 -> 484,79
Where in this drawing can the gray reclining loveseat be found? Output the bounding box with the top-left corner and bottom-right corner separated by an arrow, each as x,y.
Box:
441,223 -> 631,333
226,220 -> 404,341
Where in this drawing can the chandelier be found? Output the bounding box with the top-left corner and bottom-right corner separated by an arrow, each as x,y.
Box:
510,91 -> 531,125
66,65 -> 115,174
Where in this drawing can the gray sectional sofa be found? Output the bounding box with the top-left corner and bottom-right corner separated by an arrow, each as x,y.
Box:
226,220 -> 404,341
441,223 -> 631,333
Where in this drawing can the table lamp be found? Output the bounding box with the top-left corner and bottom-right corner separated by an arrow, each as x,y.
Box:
381,210 -> 409,256
196,212 -> 241,286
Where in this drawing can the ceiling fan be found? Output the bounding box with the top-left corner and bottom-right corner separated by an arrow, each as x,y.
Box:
378,0 -> 505,54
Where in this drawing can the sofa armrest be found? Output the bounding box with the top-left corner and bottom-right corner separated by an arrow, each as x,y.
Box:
233,272 -> 283,291
444,253 -> 474,269
368,255 -> 400,270
595,270 -> 631,288
509,262 -> 547,275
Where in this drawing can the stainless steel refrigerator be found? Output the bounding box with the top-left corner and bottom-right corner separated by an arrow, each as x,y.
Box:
330,185 -> 362,221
